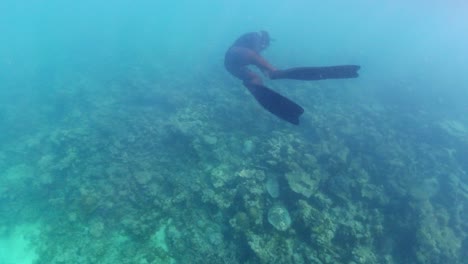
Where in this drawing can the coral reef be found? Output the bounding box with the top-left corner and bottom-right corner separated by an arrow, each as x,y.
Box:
0,61 -> 466,264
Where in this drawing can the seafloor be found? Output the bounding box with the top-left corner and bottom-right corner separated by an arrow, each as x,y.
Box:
0,61 -> 467,264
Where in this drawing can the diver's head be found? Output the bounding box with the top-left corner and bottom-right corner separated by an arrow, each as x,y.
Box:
259,30 -> 271,50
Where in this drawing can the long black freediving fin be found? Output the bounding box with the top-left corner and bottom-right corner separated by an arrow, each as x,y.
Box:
271,65 -> 361,80
243,82 -> 304,125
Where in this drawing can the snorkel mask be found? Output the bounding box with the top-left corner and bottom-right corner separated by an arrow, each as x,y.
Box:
260,30 -> 271,49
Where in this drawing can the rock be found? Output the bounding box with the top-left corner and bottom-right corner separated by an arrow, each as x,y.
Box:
89,221 -> 105,238
238,169 -> 265,181
265,176 -> 280,198
243,140 -> 254,154
409,177 -> 439,201
230,212 -> 250,231
268,204 -> 291,231
438,119 -> 468,138
134,170 -> 152,185
203,135 -> 218,145
285,168 -> 320,198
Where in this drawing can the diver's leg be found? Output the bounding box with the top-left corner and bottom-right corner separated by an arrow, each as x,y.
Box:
225,61 -> 304,124
270,65 -> 360,80
243,81 -> 304,125
233,69 -> 304,125
226,66 -> 263,85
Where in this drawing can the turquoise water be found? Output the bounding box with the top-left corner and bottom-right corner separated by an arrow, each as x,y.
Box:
1,1 -> 467,263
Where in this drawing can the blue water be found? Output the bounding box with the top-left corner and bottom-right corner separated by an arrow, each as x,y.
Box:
1,1 -> 467,263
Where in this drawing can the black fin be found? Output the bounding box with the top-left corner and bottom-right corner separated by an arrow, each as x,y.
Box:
244,82 -> 304,125
271,65 -> 360,80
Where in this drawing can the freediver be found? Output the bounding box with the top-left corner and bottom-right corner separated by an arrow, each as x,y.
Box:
224,31 -> 360,125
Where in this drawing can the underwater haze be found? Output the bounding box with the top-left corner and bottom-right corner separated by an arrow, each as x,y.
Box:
1,1 -> 467,263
